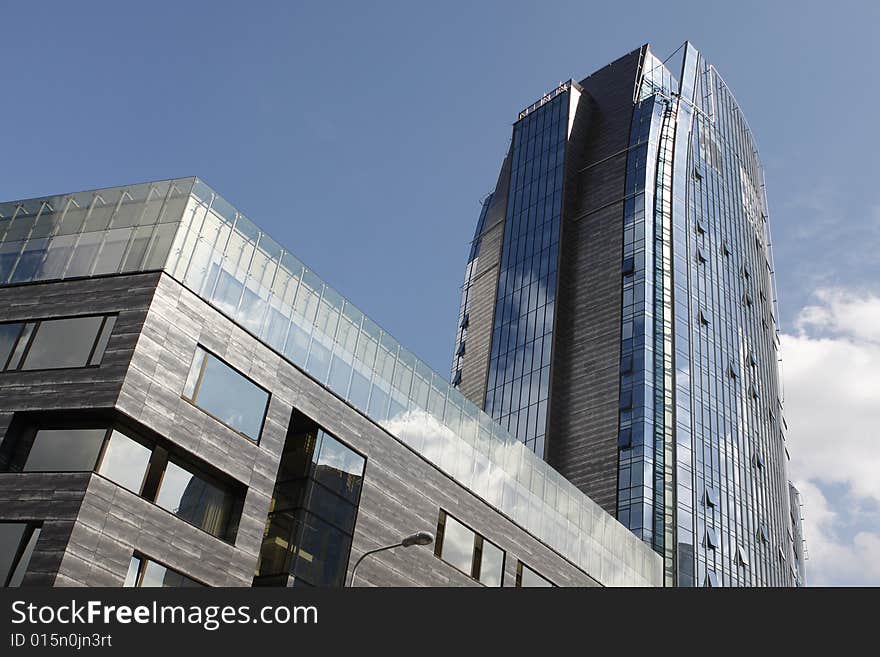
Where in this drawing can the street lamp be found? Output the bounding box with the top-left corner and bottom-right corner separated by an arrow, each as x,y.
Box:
348,531 -> 434,586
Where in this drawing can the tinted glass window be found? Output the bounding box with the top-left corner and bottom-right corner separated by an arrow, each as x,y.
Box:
21,316 -> 105,370
6,528 -> 40,587
156,460 -> 232,538
184,347 -> 269,441
480,540 -> 505,586
313,432 -> 365,503
97,430 -> 151,493
126,556 -> 203,587
0,523 -> 27,586
440,514 -> 475,575
0,323 -> 23,369
23,428 -> 106,472
291,512 -> 349,587
518,562 -> 554,587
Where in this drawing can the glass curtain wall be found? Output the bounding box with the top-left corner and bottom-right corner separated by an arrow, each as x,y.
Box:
483,86 -> 577,458
615,44 -> 794,586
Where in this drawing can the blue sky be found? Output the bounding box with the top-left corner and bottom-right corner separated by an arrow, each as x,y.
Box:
2,0 -> 878,585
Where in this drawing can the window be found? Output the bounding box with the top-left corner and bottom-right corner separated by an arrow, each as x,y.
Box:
621,256 -> 635,275
434,510 -> 505,586
23,428 -> 107,472
618,428 -> 633,449
10,426 -> 152,498
516,561 -> 554,587
155,459 -> 236,539
255,410 -> 366,588
96,430 -> 152,493
456,341 -> 466,357
0,315 -> 115,372
2,417 -> 243,543
705,527 -> 718,550
705,570 -> 719,587
183,346 -> 270,442
737,545 -> 750,567
0,523 -> 41,587
704,485 -> 718,508
452,369 -> 462,386
124,555 -> 203,587
619,390 -> 633,409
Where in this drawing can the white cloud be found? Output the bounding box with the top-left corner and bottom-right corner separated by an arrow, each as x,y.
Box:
781,287 -> 880,585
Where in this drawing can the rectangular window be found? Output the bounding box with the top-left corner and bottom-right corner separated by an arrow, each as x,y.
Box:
255,410 -> 366,588
124,554 -> 203,587
2,416 -> 243,543
183,346 -> 270,442
515,560 -> 555,587
155,459 -> 235,539
434,510 -> 505,586
96,430 -> 152,494
23,428 -> 107,472
0,522 -> 41,587
0,315 -> 116,372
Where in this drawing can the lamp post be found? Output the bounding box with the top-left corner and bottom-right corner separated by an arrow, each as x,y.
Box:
348,531 -> 434,587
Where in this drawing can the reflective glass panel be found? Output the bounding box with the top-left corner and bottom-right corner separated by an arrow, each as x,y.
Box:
184,347 -> 269,441
21,316 -> 105,370
23,429 -> 106,472
6,528 -> 40,587
479,539 -> 505,587
155,460 -> 232,538
136,558 -> 202,587
518,562 -> 553,587
439,514 -> 475,576
313,433 -> 365,504
97,430 -> 151,493
0,322 -> 23,369
0,523 -> 28,587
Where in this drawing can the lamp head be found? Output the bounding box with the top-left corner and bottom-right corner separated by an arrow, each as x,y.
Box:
401,531 -> 434,548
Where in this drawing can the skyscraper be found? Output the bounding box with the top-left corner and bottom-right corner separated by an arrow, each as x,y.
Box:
452,43 -> 804,586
